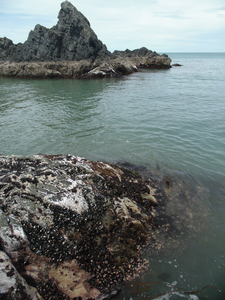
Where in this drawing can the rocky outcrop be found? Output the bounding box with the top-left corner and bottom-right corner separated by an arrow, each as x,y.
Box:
172,63 -> 182,67
0,154 -> 210,299
0,1 -> 171,79
0,58 -> 137,79
0,49 -> 171,79
0,154 -> 165,299
114,47 -> 171,69
0,1 -> 111,63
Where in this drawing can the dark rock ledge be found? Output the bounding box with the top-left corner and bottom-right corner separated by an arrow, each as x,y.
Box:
0,154 -> 209,299
0,1 -> 171,79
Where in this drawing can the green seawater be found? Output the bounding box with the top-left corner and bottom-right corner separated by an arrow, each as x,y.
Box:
0,53 -> 225,299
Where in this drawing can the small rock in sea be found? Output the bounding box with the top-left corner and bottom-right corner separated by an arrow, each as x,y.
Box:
172,63 -> 182,67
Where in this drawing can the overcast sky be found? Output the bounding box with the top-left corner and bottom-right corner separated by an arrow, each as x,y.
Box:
0,0 -> 225,52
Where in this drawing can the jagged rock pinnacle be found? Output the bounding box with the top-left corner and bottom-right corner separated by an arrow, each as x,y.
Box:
0,1 -> 111,62
0,1 -> 172,77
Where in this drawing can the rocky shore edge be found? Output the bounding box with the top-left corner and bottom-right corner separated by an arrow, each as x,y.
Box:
0,154 -> 173,299
0,1 -> 171,79
0,154 -> 210,299
0,49 -> 171,79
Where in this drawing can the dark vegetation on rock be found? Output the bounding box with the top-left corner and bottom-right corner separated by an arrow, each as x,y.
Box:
0,154 -> 209,299
0,154 -> 164,299
0,1 -> 172,79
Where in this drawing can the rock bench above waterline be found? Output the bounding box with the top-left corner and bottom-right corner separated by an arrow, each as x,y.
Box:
0,51 -> 171,79
0,58 -> 136,79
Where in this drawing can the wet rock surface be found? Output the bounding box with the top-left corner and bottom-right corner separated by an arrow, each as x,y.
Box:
0,1 -> 171,79
0,251 -> 41,299
0,154 -> 209,299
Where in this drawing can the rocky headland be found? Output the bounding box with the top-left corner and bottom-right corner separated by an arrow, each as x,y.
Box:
0,1 -> 171,79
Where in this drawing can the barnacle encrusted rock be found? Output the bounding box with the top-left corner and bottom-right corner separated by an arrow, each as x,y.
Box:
0,154 -> 165,299
0,251 -> 41,299
0,154 -> 209,299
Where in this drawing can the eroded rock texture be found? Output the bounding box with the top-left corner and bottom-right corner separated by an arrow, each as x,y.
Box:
0,154 -> 210,299
0,251 -> 41,300
0,58 -> 137,79
0,1 -> 110,63
113,47 -> 171,69
0,154 -> 166,299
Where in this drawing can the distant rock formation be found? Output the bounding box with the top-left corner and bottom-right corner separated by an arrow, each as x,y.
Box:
0,1 -> 111,63
0,1 -> 172,78
114,47 -> 172,69
0,58 -> 138,79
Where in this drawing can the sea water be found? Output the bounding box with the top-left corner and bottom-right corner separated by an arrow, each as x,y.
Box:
0,53 -> 225,299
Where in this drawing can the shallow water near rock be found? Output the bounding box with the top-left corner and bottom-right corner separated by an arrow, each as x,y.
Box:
0,53 -> 225,299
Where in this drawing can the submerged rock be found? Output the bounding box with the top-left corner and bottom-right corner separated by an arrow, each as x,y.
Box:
0,1 -> 171,79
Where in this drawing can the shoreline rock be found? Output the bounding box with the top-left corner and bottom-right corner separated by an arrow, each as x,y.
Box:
0,50 -> 171,79
0,154 -> 170,299
0,1 -> 172,79
172,63 -> 182,67
0,57 -> 138,79
113,47 -> 171,69
0,154 -> 210,299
